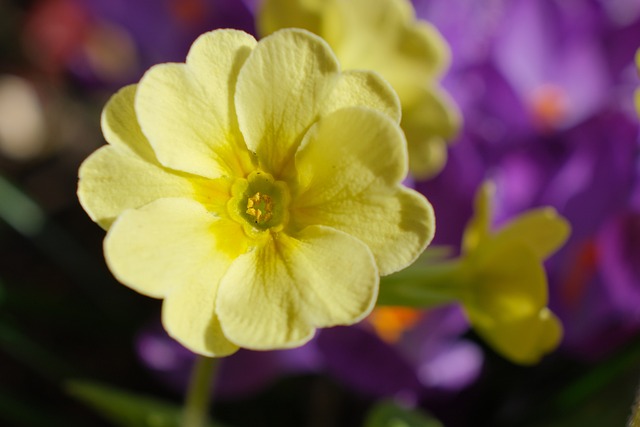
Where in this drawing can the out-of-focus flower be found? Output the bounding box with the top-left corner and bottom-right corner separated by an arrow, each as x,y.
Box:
0,76 -> 47,160
379,182 -> 570,364
636,48 -> 640,114
414,0 -> 640,359
78,28 -> 434,356
22,0 -> 256,86
456,182 -> 568,364
257,0 -> 460,179
136,305 -> 483,403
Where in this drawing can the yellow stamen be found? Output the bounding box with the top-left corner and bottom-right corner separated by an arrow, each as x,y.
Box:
246,192 -> 273,224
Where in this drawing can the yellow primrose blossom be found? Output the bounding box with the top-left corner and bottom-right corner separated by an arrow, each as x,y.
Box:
378,182 -> 569,364
258,0 -> 461,179
77,29 -> 435,357
458,182 -> 569,364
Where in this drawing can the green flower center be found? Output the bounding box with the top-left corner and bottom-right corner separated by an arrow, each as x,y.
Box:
228,170 -> 290,233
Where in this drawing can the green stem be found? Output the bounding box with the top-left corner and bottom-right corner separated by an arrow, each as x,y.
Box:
181,355 -> 218,427
377,259 -> 466,307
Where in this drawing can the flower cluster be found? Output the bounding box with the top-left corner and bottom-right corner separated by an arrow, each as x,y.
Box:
379,181 -> 569,364
78,28 -> 434,356
258,0 -> 460,178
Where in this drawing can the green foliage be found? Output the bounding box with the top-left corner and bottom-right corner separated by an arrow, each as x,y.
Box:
364,400 -> 443,427
66,380 -> 227,427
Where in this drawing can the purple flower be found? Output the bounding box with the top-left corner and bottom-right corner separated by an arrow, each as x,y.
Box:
136,306 -> 483,402
415,0 -> 640,358
24,0 -> 255,87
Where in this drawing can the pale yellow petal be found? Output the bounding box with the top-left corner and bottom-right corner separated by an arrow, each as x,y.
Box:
406,136 -> 448,180
217,226 -> 378,349
321,69 -> 401,123
162,269 -> 240,357
105,198 -> 245,356
258,0 -> 324,37
135,30 -> 256,179
234,28 -> 339,176
77,145 -> 198,229
321,0 -> 450,107
493,207 -> 571,260
293,107 -> 434,274
474,308 -> 563,365
463,241 -> 548,332
401,85 -> 461,179
101,84 -> 155,161
462,181 -> 496,254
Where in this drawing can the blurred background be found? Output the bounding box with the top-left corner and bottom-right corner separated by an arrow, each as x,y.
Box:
1,0 -> 640,426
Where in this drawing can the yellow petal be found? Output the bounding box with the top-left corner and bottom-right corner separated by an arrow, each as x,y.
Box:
77,145 -> 199,229
462,181 -> 496,253
468,240 -> 548,322
475,308 -> 563,365
462,240 -> 550,364
636,49 -> 640,116
135,30 -> 256,179
162,271 -> 240,357
493,207 -> 571,260
234,28 -> 340,176
401,85 -> 461,179
101,84 -> 156,161
293,107 -> 434,275
258,0 -> 324,37
321,69 -> 401,124
105,198 -> 245,356
321,0 -> 450,107
216,226 -> 378,349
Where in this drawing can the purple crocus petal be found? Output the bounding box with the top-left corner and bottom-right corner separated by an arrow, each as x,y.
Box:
317,326 -> 423,403
136,322 -> 198,394
74,0 -> 255,86
400,306 -> 483,393
416,138 -> 483,250
136,321 -> 322,399
492,0 -> 610,128
216,342 -> 323,399
543,112 -> 638,240
598,211 -> 640,316
412,0 -> 507,69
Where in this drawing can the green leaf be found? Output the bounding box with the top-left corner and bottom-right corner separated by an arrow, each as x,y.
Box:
364,400 -> 443,427
66,380 -> 228,427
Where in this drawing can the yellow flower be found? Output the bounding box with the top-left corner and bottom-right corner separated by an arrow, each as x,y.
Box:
635,49 -> 640,116
377,182 -> 570,364
77,29 -> 435,357
458,182 -> 569,364
258,0 -> 461,179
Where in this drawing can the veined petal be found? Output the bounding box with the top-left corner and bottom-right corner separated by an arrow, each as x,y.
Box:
101,85 -> 156,161
234,28 -> 340,176
493,207 -> 571,260
78,145 -> 201,229
321,70 -> 401,124
105,198 -> 246,356
163,269 -> 240,357
258,0 -> 324,36
293,107 -> 434,274
217,226 -> 378,349
135,30 -> 256,179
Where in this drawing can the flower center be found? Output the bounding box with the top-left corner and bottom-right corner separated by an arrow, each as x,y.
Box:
246,192 -> 273,224
228,170 -> 290,234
